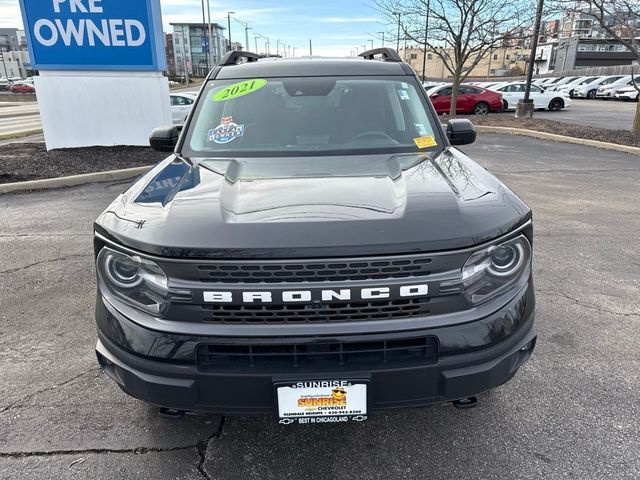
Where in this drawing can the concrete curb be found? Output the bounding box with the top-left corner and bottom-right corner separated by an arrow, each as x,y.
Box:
0,165 -> 152,195
0,128 -> 43,141
476,125 -> 640,156
1,126 -> 638,195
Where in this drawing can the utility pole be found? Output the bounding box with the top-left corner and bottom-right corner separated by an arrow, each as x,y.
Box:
201,0 -> 209,74
206,0 -> 213,66
227,11 -> 235,51
276,39 -> 281,56
393,12 -> 401,51
421,0 -> 430,81
516,0 -> 544,118
309,39 -> 313,56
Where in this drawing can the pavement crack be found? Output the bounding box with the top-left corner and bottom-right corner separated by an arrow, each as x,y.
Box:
0,445 -> 195,459
196,416 -> 225,480
0,253 -> 91,275
0,368 -> 101,413
538,289 -> 640,318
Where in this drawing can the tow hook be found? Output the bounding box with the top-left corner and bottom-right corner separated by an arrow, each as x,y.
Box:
452,396 -> 478,410
159,407 -> 185,418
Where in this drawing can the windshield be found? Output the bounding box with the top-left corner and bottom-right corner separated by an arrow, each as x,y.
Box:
183,76 -> 441,157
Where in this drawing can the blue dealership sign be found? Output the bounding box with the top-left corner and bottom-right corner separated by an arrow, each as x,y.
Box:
19,0 -> 166,71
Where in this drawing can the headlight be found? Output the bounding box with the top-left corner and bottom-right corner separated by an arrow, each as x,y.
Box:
459,235 -> 531,306
97,247 -> 185,316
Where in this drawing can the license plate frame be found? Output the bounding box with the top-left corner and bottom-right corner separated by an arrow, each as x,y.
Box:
275,379 -> 369,425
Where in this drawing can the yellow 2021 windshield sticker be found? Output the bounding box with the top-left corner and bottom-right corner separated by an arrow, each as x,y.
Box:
212,79 -> 267,102
414,135 -> 437,149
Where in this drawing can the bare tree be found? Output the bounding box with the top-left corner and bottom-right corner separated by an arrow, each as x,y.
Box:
555,0 -> 640,132
376,0 -> 533,115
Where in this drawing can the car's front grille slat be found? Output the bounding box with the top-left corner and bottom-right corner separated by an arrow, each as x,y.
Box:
194,256 -> 434,283
199,297 -> 431,324
196,335 -> 439,372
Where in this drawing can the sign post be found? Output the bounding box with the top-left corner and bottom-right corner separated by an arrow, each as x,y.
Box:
19,0 -> 172,150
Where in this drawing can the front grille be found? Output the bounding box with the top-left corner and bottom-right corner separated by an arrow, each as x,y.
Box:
200,297 -> 432,324
196,335 -> 439,372
194,256 -> 434,283
159,250 -> 470,324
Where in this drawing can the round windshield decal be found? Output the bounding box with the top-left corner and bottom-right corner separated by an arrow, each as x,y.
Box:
212,79 -> 267,102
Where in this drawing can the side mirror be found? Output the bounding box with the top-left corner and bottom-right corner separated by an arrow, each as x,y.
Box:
447,119 -> 476,146
149,126 -> 180,153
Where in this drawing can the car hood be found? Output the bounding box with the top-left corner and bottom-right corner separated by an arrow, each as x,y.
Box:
95,149 -> 531,258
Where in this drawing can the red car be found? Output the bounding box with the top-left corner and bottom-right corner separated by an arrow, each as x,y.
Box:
10,83 -> 35,94
427,84 -> 503,115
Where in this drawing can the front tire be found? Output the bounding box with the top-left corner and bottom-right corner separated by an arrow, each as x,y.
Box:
587,90 -> 597,99
503,99 -> 509,111
548,98 -> 564,111
473,102 -> 489,115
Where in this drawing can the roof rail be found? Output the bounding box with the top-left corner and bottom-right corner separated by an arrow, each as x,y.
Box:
359,48 -> 402,62
219,51 -> 262,66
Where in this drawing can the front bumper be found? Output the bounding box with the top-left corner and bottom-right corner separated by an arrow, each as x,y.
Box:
95,282 -> 536,415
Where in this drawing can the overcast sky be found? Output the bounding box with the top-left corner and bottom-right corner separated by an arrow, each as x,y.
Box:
0,0 -> 391,57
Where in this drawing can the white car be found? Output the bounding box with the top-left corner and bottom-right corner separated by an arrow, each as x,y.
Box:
170,93 -> 197,125
596,75 -> 634,99
545,76 -> 581,92
556,76 -> 601,98
493,82 -> 571,111
614,85 -> 639,101
573,75 -> 626,99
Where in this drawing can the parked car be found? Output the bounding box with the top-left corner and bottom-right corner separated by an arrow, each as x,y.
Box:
596,76 -> 634,99
614,85 -> 639,101
9,83 -> 35,94
574,75 -> 627,99
170,92 -> 197,125
544,76 -> 581,92
493,82 -> 571,111
538,77 -> 564,88
0,78 -> 11,91
556,76 -> 601,98
427,84 -> 503,114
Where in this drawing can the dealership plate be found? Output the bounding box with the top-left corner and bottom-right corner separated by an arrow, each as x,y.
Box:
276,380 -> 368,425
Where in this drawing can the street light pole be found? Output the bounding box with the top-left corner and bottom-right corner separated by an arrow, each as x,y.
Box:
421,0 -> 430,81
516,0 -> 544,118
378,31 -> 385,47
254,35 -> 259,54
245,26 -> 251,52
227,11 -> 235,51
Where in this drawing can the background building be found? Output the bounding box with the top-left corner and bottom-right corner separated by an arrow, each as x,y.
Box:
171,23 -> 226,78
0,28 -> 31,78
535,7 -> 638,74
401,46 -> 530,80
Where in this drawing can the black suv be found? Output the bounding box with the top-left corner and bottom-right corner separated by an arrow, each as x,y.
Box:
94,49 -> 535,424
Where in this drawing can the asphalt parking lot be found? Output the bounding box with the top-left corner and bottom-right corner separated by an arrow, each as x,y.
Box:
496,98 -> 637,130
1,133 -> 639,479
